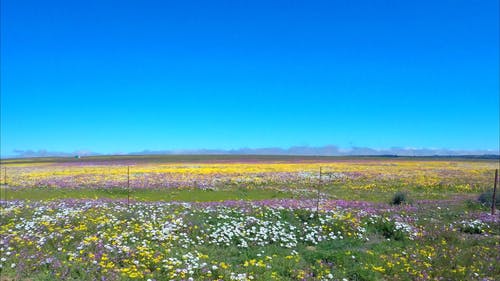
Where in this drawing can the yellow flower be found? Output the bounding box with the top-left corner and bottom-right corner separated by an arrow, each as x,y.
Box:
219,262 -> 229,269
372,266 -> 386,273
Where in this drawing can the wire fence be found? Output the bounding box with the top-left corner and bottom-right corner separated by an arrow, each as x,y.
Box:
0,164 -> 498,213
0,166 -> 351,190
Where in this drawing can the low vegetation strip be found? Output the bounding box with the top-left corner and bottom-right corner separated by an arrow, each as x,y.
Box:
1,199 -> 498,280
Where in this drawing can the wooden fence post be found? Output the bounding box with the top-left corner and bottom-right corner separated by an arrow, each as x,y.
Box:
492,169 -> 498,215
1,167 -> 5,201
316,167 -> 322,217
127,166 -> 130,208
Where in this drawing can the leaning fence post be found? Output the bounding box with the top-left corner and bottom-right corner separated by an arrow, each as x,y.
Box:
492,169 -> 498,215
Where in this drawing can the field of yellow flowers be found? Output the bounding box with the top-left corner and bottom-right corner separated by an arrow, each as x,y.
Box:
1,158 -> 497,192
0,156 -> 499,280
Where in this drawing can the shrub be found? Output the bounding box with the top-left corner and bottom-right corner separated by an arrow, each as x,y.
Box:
369,217 -> 414,241
478,190 -> 500,208
459,220 -> 489,234
391,191 -> 407,205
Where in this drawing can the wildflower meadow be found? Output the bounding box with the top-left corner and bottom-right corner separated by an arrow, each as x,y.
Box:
0,156 -> 499,280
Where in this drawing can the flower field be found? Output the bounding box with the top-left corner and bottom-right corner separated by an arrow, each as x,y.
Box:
0,156 -> 499,280
1,158 -> 497,192
1,199 -> 499,281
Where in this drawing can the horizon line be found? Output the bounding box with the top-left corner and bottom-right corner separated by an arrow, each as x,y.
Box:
3,145 -> 499,159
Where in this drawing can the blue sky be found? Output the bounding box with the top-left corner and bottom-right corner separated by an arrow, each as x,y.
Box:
1,0 -> 499,156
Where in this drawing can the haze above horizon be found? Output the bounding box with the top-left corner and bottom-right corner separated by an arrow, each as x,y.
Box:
1,0 -> 499,157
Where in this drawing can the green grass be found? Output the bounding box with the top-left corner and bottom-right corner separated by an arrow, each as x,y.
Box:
0,186 -> 296,202
323,187 -> 477,202
1,184 -> 482,204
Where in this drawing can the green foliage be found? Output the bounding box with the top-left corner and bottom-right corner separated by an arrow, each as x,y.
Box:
0,187 -> 291,202
369,219 -> 409,241
478,190 -> 500,208
459,220 -> 489,234
391,191 -> 407,205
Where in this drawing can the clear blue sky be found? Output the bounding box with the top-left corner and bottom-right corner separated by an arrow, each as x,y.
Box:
1,0 -> 499,156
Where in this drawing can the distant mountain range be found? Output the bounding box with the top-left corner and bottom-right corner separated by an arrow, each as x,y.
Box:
7,146 -> 499,158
